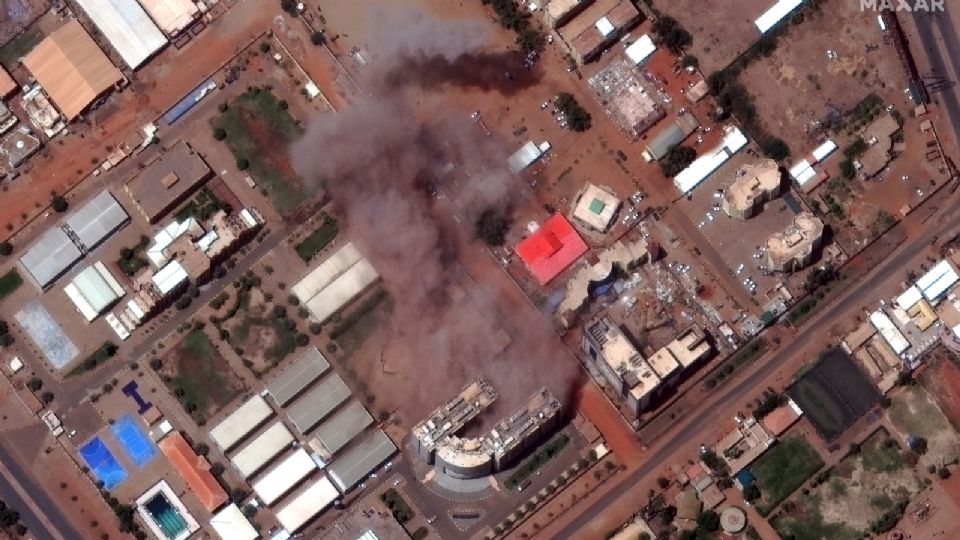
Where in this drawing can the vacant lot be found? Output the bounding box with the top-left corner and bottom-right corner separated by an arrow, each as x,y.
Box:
918,347 -> 960,432
656,0 -> 772,73
751,436 -> 824,516
0,27 -> 42,69
212,88 -> 307,215
789,348 -> 880,441
740,0 -> 907,149
162,329 -> 245,424
886,384 -> 960,467
773,428 -> 923,540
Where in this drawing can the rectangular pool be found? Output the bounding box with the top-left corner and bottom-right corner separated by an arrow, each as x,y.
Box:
144,492 -> 189,540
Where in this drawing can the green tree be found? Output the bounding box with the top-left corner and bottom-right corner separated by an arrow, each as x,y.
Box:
0,242 -> 11,256
652,16 -> 692,54
212,127 -> 227,141
236,158 -> 250,170
310,32 -> 326,46
51,195 -> 68,213
660,145 -> 697,177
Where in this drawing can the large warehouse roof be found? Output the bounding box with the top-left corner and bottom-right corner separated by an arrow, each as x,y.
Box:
313,400 -> 373,459
19,227 -> 82,289
870,310 -> 909,355
275,476 -> 339,533
74,0 -> 168,69
209,395 -> 274,452
64,190 -> 130,251
252,448 -> 317,505
0,65 -> 15,97
210,503 -> 257,540
138,0 -> 199,36
293,242 -> 380,323
327,429 -> 396,493
64,262 -> 125,322
124,141 -> 212,223
159,432 -> 228,512
266,346 -> 330,406
229,421 -> 294,479
22,20 -> 122,120
287,374 -> 350,435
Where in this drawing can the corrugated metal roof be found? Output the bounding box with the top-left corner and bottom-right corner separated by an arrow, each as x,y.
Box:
266,346 -> 330,406
74,0 -> 168,69
0,64 -> 17,97
755,0 -> 805,33
209,395 -> 274,451
22,20 -> 123,120
313,401 -> 373,458
19,227 -> 82,288
274,476 -> 339,532
64,262 -> 124,321
303,260 -> 380,323
507,141 -> 544,173
625,34 -> 655,65
515,214 -> 589,286
292,242 -> 363,301
210,503 -> 257,540
65,190 -> 129,251
327,430 -> 396,493
138,0 -> 199,35
229,421 -> 294,478
252,448 -> 317,505
287,374 -> 350,435
674,126 -> 748,195
151,260 -> 188,295
869,310 -> 909,355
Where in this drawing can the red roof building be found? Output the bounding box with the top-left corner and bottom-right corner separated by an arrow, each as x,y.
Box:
159,432 -> 228,512
515,214 -> 589,285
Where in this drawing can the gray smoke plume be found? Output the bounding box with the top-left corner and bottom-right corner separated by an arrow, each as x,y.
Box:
292,6 -> 582,420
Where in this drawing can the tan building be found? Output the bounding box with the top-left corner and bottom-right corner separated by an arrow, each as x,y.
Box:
123,141 -> 212,223
571,183 -> 621,232
0,65 -> 15,98
560,238 -> 649,318
543,0 -> 594,29
587,60 -> 664,138
721,159 -> 782,220
857,113 -> 901,178
22,20 -> 123,120
765,212 -> 824,272
582,317 -> 711,416
557,0 -> 641,64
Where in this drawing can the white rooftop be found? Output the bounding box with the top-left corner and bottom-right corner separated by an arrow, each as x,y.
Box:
74,0 -> 168,69
870,310 -> 909,355
625,34 -> 656,65
755,0 -> 805,33
674,126 -> 749,194
209,503 -> 257,540
274,476 -> 339,533
64,262 -> 125,322
151,260 -> 188,296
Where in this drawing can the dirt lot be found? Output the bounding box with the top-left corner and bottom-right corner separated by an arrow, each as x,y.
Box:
741,0 -> 907,149
160,327 -> 246,424
656,0 -> 772,73
886,384 -> 960,468
920,347 -> 960,432
772,428 -> 924,540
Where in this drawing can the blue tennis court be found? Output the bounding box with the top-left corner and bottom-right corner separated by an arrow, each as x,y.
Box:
79,437 -> 127,490
111,415 -> 157,468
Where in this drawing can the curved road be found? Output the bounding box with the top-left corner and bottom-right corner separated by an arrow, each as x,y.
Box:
554,187 -> 960,537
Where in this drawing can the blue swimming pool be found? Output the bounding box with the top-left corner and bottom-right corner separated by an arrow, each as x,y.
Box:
144,492 -> 189,539
111,415 -> 157,468
79,437 -> 127,490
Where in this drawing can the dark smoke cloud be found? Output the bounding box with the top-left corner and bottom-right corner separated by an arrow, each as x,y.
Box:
292,6 -> 579,419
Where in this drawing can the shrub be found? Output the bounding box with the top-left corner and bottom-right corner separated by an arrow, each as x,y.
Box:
310,32 -> 326,46
259,42 -> 270,53
26,378 -> 42,392
212,127 -> 227,141
51,195 -> 68,213
236,158 -> 249,170
218,102 -> 228,113
660,145 -> 696,177
0,242 -> 11,256
40,391 -> 54,404
938,467 -> 951,479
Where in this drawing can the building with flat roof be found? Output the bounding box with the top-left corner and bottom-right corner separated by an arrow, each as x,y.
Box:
543,0 -> 594,28
286,373 -> 351,435
292,242 -> 381,323
515,214 -> 589,286
857,113 -> 901,178
209,395 -> 274,452
252,448 -> 317,505
124,141 -> 212,223
721,159 -> 782,220
583,317 -> 712,416
266,346 -> 330,406
0,124 -> 41,169
64,262 -> 125,322
674,126 -> 749,195
138,0 -> 199,36
311,400 -> 373,460
229,421 -> 294,478
625,34 -> 656,65
587,60 -> 664,138
274,476 -> 339,533
210,503 -> 257,540
74,0 -> 168,69
22,20 -> 123,120
764,212 -> 824,272
643,111 -> 700,161
327,429 -> 397,493
486,388 -> 562,468
571,183 -> 621,232
412,377 -> 498,462
558,0 -> 641,64
158,432 -> 228,512
559,238 -> 649,318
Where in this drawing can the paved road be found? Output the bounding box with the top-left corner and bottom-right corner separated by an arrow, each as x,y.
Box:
554,184 -> 960,536
0,430 -> 76,540
912,10 -> 960,155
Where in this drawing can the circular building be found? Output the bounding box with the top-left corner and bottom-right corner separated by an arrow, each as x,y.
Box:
720,507 -> 747,534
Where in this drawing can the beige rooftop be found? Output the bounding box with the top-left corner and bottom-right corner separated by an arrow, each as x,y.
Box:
23,20 -> 123,120
722,159 -> 781,215
766,212 -> 824,268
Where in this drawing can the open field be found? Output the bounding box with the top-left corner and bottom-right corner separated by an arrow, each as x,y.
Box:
751,436 -> 824,515
789,348 -> 880,441
0,26 -> 42,69
920,348 -> 960,432
772,428 -> 923,540
221,286 -> 305,374
739,0 -> 906,149
886,383 -> 960,467
211,88 -> 308,215
161,328 -> 245,424
294,213 -> 339,262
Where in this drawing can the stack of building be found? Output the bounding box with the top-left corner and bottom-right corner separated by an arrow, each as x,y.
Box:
548,0 -> 643,64
412,378 -> 561,479
571,183 -> 622,233
721,159 -> 782,220
559,238 -> 650,319
764,212 -> 824,272
582,317 -> 712,416
587,60 -> 665,139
